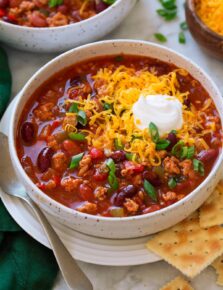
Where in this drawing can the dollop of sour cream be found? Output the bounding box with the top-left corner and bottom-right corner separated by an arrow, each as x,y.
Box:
132,94 -> 183,136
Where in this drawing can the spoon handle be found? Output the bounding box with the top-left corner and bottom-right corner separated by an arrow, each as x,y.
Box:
23,196 -> 93,290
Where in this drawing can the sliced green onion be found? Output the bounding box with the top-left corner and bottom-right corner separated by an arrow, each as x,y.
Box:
144,180 -> 157,202
77,110 -> 87,126
103,102 -> 112,110
171,130 -> 177,134
179,31 -> 186,44
106,158 -> 116,172
187,146 -> 195,159
154,33 -> 167,43
193,159 -> 205,176
160,0 -> 176,10
68,132 -> 85,141
49,0 -> 63,8
168,177 -> 177,189
114,138 -> 124,150
125,153 -> 137,162
149,122 -> 160,143
180,146 -> 188,159
108,173 -> 119,190
102,0 -> 116,4
156,8 -> 177,21
69,103 -> 78,113
180,21 -> 188,30
171,140 -> 184,158
69,152 -> 84,169
156,139 -> 171,150
106,158 -> 119,190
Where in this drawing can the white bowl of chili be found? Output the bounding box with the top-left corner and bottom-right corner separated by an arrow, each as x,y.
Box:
0,0 -> 136,53
9,40 -> 223,239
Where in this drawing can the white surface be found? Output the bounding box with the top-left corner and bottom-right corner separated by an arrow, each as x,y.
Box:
1,0 -> 223,289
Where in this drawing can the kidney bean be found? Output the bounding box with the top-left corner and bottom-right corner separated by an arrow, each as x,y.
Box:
93,171 -> 108,181
113,185 -> 138,206
183,98 -> 191,107
79,184 -> 94,201
142,170 -> 161,186
166,132 -> 178,150
94,0 -> 108,13
90,148 -> 104,160
57,4 -> 68,14
37,147 -> 54,173
111,150 -> 126,163
21,122 -> 36,143
197,149 -> 218,163
0,0 -> 9,8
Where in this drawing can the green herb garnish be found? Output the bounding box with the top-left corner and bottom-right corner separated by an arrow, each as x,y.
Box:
77,110 -> 87,126
69,152 -> 84,169
144,180 -> 157,202
168,177 -> 177,189
179,31 -> 186,44
125,153 -> 137,162
156,8 -> 177,21
156,139 -> 171,150
106,158 -> 119,190
103,102 -> 112,110
102,0 -> 116,4
149,122 -> 160,143
69,103 -> 78,113
114,138 -> 124,150
49,0 -> 63,8
171,140 -> 184,158
154,33 -> 167,43
68,132 -> 86,141
193,159 -> 205,176
180,21 -> 188,30
160,0 -> 177,10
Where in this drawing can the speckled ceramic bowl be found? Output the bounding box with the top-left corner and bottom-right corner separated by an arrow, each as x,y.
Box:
0,0 -> 136,53
8,40 -> 223,239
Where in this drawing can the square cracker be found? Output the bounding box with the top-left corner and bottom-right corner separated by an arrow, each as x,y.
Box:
212,254 -> 223,286
160,276 -> 194,290
200,181 -> 223,228
146,212 -> 223,278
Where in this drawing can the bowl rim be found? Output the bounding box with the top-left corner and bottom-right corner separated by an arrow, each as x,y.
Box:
9,39 -> 223,222
0,0 -> 123,31
186,0 -> 223,41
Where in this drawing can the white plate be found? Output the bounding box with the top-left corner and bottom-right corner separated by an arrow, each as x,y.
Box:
0,98 -> 161,266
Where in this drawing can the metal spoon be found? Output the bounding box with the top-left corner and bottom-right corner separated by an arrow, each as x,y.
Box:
0,132 -> 93,290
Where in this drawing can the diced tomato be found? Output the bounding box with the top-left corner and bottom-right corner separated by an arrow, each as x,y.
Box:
53,175 -> 61,186
36,182 -> 46,191
0,9 -> 6,17
51,120 -> 61,131
90,148 -> 104,160
8,13 -> 16,22
62,140 -> 81,155
93,171 -> 108,181
133,164 -> 144,173
79,184 -> 94,201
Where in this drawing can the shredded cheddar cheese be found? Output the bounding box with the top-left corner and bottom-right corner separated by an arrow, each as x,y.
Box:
65,65 -> 214,166
196,0 -> 223,36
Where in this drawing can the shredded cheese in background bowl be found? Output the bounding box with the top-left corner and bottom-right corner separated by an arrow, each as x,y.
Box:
195,0 -> 223,36
65,65 -> 215,166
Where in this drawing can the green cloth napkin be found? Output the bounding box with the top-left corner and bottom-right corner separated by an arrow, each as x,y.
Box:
0,47 -> 12,117
0,47 -> 58,289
